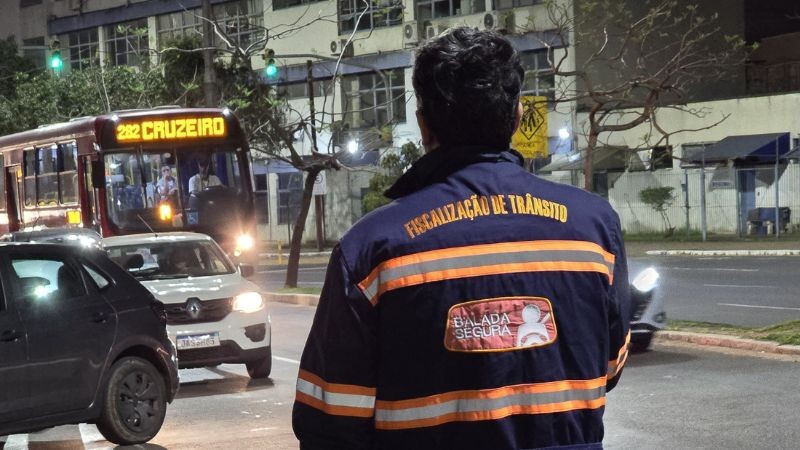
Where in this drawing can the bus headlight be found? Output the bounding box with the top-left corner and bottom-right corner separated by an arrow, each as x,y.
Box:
233,292 -> 264,313
159,203 -> 172,221
236,234 -> 255,252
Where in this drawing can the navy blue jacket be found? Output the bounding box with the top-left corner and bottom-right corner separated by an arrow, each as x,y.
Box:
293,146 -> 631,450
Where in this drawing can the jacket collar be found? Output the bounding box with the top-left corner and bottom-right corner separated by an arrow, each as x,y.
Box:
385,145 -> 525,199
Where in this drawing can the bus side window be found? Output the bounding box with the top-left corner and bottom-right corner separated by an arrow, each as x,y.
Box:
58,143 -> 78,205
23,150 -> 37,207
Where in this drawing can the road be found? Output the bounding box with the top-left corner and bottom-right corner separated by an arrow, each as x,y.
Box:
4,302 -> 799,449
256,255 -> 800,328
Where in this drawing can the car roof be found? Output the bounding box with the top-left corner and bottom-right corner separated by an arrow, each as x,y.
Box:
102,232 -> 215,247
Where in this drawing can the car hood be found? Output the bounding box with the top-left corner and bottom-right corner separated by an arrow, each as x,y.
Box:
139,272 -> 261,304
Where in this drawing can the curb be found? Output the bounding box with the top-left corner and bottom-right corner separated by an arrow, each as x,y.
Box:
266,292 -> 800,357
655,330 -> 800,356
645,249 -> 800,256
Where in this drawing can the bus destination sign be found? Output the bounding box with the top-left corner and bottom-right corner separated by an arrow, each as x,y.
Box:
115,116 -> 227,143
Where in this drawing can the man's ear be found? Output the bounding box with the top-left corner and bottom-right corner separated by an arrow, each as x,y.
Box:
416,109 -> 439,153
513,102 -> 523,133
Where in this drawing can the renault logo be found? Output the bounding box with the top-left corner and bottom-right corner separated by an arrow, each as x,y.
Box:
186,298 -> 202,319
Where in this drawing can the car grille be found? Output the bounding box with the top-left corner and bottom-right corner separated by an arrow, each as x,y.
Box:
166,297 -> 232,325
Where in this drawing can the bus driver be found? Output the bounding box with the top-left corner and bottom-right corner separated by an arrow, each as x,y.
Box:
188,159 -> 223,194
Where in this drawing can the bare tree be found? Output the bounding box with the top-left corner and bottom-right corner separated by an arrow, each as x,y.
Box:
532,0 -> 749,191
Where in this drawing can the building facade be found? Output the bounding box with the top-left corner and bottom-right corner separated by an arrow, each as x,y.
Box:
8,0 -> 800,242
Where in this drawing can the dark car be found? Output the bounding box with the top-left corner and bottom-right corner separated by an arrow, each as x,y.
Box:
1,228 -> 103,249
628,264 -> 666,352
0,242 -> 178,445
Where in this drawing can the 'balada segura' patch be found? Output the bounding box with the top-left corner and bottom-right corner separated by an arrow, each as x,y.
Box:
444,297 -> 557,352
403,193 -> 568,239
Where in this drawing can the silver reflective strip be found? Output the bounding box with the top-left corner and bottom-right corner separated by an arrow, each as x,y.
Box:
375,385 -> 606,424
296,378 -> 376,410
362,249 -> 613,300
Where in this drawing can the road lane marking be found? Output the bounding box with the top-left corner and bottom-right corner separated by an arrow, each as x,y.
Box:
718,303 -> 800,311
704,284 -> 775,288
79,423 -> 106,446
257,267 -> 324,274
670,267 -> 759,272
2,434 -> 28,449
275,356 -> 300,365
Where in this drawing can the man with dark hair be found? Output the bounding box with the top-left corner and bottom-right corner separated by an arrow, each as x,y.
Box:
293,27 -> 630,450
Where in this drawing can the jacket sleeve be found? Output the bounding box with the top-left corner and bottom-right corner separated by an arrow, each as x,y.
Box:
293,245 -> 378,450
605,214 -> 631,393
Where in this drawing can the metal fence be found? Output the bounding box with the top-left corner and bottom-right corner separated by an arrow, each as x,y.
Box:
540,162 -> 800,236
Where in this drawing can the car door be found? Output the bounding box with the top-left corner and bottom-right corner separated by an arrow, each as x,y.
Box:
0,258 -> 30,423
9,248 -> 117,415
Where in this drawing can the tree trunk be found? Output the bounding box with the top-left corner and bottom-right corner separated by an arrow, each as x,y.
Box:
584,130 -> 598,192
284,167 -> 322,288
201,0 -> 217,107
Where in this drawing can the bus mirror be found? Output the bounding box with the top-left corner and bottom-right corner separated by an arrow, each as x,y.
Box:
91,160 -> 104,188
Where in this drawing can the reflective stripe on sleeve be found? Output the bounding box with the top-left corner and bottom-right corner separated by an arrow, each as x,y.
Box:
358,240 -> 616,305
295,369 -> 376,418
374,377 -> 607,430
607,331 -> 631,380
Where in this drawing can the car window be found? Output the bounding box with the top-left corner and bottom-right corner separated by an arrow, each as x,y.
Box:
11,256 -> 87,302
82,263 -> 112,291
106,240 -> 235,280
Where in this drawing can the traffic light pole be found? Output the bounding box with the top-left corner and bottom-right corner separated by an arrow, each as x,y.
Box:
308,60 -> 324,251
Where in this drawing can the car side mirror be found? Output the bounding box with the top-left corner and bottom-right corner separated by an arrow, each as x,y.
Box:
119,254 -> 145,271
238,263 -> 254,279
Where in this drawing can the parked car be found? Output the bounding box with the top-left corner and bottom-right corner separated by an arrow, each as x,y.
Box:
628,263 -> 666,352
103,232 -> 272,378
0,242 -> 178,445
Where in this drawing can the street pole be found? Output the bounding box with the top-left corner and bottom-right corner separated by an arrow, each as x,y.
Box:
308,60 -> 324,251
683,169 -> 690,238
775,136 -> 780,238
700,150 -> 707,242
201,0 -> 217,107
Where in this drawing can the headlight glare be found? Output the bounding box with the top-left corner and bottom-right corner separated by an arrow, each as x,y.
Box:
236,234 -> 255,251
632,267 -> 659,293
233,291 -> 264,313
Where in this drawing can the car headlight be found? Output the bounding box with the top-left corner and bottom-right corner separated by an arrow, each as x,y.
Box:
236,234 -> 255,252
631,267 -> 659,293
233,292 -> 264,313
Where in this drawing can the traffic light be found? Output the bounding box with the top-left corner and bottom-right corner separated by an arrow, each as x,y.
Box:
49,39 -> 63,72
264,48 -> 277,78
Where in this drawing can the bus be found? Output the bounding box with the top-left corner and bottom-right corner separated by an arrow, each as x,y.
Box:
0,106 -> 257,261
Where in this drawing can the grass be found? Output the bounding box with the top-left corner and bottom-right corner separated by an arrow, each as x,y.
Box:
276,287 -> 322,295
668,320 -> 800,346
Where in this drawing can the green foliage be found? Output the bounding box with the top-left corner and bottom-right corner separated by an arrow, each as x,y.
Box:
0,36 -> 38,98
362,142 -> 423,213
639,186 -> 675,234
160,35 -> 205,106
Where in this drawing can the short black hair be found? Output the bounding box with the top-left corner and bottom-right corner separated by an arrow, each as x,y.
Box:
413,27 -> 524,149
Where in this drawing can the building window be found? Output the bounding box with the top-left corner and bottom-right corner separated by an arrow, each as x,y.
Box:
650,146 -> 674,170
0,155 -> 5,211
22,36 -> 45,69
339,0 -> 404,34
157,8 -> 202,46
520,50 -> 554,100
278,172 -> 303,225
274,0 -> 326,11
106,19 -> 149,67
212,0 -> 264,49
342,68 -> 407,130
20,0 -> 43,7
680,143 -> 712,167
494,0 -> 538,9
416,0 -> 484,22
67,29 -> 99,70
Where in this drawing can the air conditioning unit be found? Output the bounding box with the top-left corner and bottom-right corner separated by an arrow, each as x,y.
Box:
424,22 -> 449,41
402,21 -> 419,47
330,39 -> 354,58
483,11 -> 515,34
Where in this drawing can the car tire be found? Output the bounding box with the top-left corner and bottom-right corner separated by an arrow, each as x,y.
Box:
246,347 -> 272,379
96,356 -> 167,445
630,334 -> 653,353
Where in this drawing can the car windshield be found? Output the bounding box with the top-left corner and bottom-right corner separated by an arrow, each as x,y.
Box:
106,240 -> 235,280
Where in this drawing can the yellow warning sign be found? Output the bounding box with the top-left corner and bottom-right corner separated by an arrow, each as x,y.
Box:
512,96 -> 548,159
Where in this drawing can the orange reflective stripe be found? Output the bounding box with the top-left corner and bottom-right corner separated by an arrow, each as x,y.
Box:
608,331 -> 631,379
295,369 -> 376,418
374,377 -> 608,430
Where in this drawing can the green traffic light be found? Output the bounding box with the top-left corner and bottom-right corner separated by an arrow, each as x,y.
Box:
50,52 -> 63,70
265,62 -> 278,78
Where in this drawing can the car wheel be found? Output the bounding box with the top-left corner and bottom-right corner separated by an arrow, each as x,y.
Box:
96,356 -> 167,445
246,347 -> 272,379
630,334 -> 653,353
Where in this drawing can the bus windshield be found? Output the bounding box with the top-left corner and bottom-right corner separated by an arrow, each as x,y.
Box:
104,146 -> 244,232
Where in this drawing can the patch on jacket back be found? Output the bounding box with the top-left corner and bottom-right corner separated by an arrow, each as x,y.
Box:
444,297 -> 557,352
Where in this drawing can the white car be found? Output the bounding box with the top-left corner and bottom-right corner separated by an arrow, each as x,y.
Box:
103,232 -> 271,378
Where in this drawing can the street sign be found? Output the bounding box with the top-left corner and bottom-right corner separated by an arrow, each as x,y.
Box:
312,170 -> 327,196
512,95 -> 548,159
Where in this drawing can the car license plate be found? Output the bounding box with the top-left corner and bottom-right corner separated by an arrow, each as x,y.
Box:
177,332 -> 220,350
